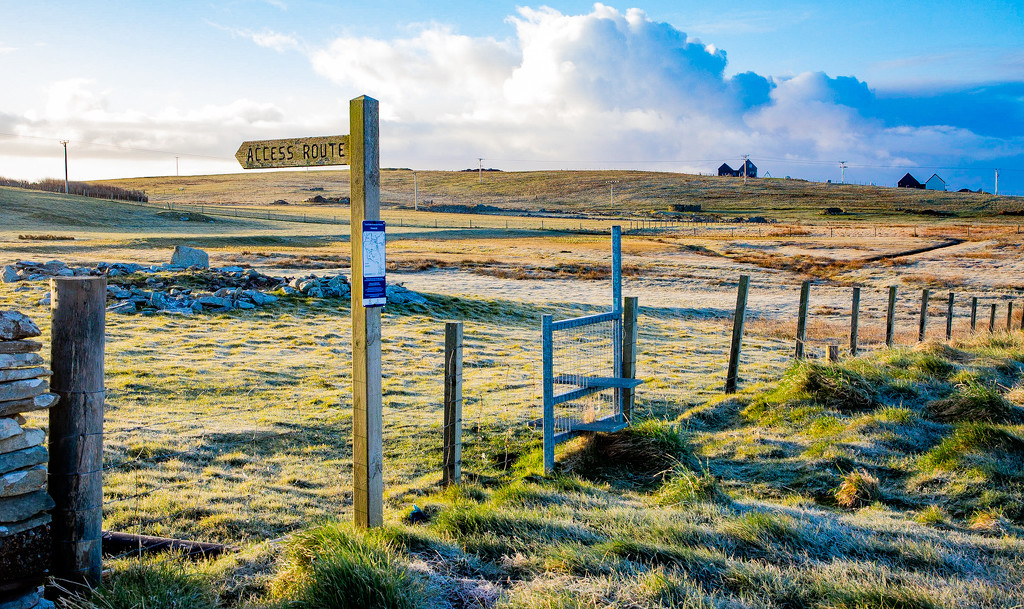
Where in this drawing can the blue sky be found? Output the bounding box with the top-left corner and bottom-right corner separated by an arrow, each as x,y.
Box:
1,1 -> 1022,193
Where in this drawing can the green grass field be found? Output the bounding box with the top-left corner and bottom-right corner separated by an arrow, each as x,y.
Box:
2,179 -> 1023,607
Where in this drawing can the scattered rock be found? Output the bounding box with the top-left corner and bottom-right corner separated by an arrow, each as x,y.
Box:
0,379 -> 47,403
0,312 -> 41,341
1,266 -> 18,284
0,341 -> 41,355
0,513 -> 49,538
0,418 -> 21,442
0,490 -> 54,523
0,394 -> 58,418
0,368 -> 50,383
0,429 -> 44,455
170,245 -> 210,269
0,446 -> 48,476
0,353 -> 45,369
0,465 -> 46,498
0,586 -> 42,609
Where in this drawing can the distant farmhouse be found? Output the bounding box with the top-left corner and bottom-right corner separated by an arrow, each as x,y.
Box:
925,174 -> 946,191
718,159 -> 757,178
898,173 -> 924,189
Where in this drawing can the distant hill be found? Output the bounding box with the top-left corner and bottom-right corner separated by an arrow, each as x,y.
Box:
99,169 -> 1019,222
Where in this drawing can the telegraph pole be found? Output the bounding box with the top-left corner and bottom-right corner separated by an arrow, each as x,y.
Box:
839,161 -> 847,184
478,158 -> 483,184
60,139 -> 69,194
413,171 -> 418,211
742,154 -> 749,184
995,169 -> 999,195
176,156 -> 179,177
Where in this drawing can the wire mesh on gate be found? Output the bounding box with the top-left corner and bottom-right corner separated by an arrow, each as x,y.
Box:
549,314 -> 622,437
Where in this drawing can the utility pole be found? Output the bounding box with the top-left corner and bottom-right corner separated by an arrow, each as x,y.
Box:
413,171 -> 418,211
995,169 -> 999,195
742,154 -> 749,184
839,161 -> 847,184
60,139 -> 69,194
176,156 -> 179,177
478,158 -> 483,184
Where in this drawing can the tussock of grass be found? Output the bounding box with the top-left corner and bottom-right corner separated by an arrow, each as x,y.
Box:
270,523 -> 426,609
558,420 -> 694,488
925,382 -> 1023,423
834,469 -> 881,509
918,423 -> 1024,473
656,468 -> 728,506
61,554 -> 221,609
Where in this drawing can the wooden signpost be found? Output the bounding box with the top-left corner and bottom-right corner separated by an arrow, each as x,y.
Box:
236,96 -> 383,528
235,135 -> 349,169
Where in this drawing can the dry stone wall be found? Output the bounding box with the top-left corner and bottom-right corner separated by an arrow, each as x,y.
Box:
2,247 -> 429,315
0,312 -> 56,609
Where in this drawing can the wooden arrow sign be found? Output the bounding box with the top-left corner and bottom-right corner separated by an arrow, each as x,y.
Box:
235,135 -> 349,169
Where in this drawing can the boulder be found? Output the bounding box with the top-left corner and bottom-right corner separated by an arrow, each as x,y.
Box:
1,266 -> 18,283
170,246 -> 209,269
0,312 -> 41,341
106,301 -> 136,315
197,296 -> 233,309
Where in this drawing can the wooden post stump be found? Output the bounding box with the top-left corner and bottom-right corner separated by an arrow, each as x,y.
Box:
850,287 -> 860,356
49,276 -> 105,590
918,288 -> 929,342
794,281 -> 810,359
885,286 -> 897,347
442,322 -> 463,487
725,276 -> 749,393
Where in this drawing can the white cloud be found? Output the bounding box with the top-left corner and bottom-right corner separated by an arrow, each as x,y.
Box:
248,30 -> 300,52
305,3 -> 1023,179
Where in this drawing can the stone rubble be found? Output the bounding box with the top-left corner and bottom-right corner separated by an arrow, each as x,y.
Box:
1,246 -> 431,315
0,312 -> 56,609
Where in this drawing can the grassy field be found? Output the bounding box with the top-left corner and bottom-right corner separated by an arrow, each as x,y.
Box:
1,180 -> 1023,607
98,168 -> 1022,222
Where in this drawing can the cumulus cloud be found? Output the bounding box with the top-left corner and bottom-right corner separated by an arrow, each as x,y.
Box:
307,3 -> 1023,185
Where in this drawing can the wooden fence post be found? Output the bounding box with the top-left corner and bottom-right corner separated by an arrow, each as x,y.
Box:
725,276 -> 749,393
49,276 -> 105,589
350,95 -> 383,528
918,288 -> 930,342
622,297 -> 639,417
850,287 -> 860,356
1007,302 -> 1014,332
971,297 -> 978,332
989,303 -> 997,332
946,292 -> 954,341
828,345 -> 839,362
442,322 -> 463,487
794,281 -> 810,359
885,286 -> 897,347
